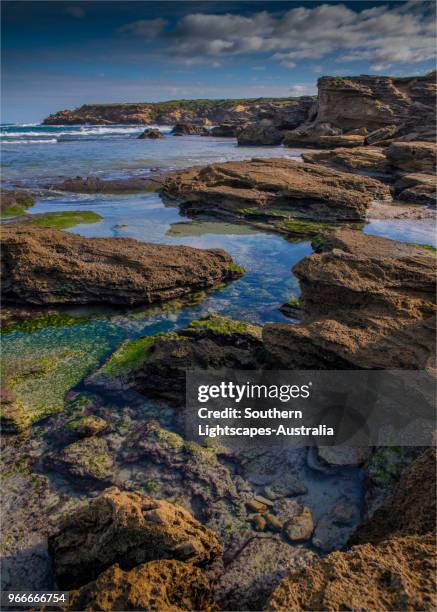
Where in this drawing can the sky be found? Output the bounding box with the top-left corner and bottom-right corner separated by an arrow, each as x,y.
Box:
2,0 -> 436,122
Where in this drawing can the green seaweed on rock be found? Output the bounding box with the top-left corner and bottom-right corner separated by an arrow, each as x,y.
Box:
29,210 -> 102,229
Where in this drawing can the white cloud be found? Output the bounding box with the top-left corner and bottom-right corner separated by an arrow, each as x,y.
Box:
119,2 -> 436,70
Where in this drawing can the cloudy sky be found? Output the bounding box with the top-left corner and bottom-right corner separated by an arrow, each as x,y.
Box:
2,0 -> 436,122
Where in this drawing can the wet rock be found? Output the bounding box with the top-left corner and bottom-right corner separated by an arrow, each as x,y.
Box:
44,437 -> 115,487
247,499 -> 269,513
264,229 -> 436,370
163,158 -> 391,226
237,123 -> 284,146
49,175 -> 164,193
0,388 -> 25,434
312,501 -> 360,551
351,448 -> 436,546
172,123 -> 210,136
210,123 -> 239,137
263,475 -> 307,499
48,486 -> 222,589
67,560 -> 216,611
284,506 -> 314,542
302,146 -> 389,173
67,415 -> 108,437
138,128 -> 165,139
268,533 -> 436,611
317,445 -> 371,467
0,190 -> 35,216
264,513 -> 283,532
248,514 -> 267,532
93,316 -> 262,404
2,226 -> 242,306
386,141 -> 437,173
216,536 -> 315,611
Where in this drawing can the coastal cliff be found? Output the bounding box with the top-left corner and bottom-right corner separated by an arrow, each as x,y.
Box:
42,96 -> 314,126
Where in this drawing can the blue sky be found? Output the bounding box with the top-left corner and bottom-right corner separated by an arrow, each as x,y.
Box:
2,0 -> 436,122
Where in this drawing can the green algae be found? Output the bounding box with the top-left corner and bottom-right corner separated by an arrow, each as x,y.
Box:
29,210 -> 102,229
279,219 -> 336,235
1,312 -> 90,335
67,415 -> 106,433
406,242 -> 436,253
188,315 -> 261,338
99,336 -> 156,377
369,446 -> 405,487
1,193 -> 35,218
287,296 -> 301,307
226,263 -> 246,275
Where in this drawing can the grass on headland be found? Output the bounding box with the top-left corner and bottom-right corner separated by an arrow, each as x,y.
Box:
29,210 -> 102,229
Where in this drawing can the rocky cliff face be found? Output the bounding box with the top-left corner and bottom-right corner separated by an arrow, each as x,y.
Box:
42,97 -> 314,126
285,71 -> 436,146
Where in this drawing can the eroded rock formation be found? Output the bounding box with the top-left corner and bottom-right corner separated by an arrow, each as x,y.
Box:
49,487 -> 222,589
162,158 -> 391,227
285,72 -> 436,147
1,226 -> 242,306
67,560 -> 216,611
263,229 -> 436,370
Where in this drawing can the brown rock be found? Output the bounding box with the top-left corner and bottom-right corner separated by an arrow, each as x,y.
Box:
172,123 -> 210,136
237,123 -> 284,146
1,226 -> 242,306
216,536 -> 315,611
284,132 -> 365,149
351,448 -> 436,546
248,514 -> 267,531
49,175 -> 164,193
312,502 -> 360,552
138,128 -> 165,139
96,316 -> 263,404
44,437 -> 115,486
67,560 -> 216,611
290,72 -> 436,144
1,190 -> 35,215
394,172 -> 436,206
48,487 -> 222,589
246,499 -> 268,514
163,158 -> 391,224
365,125 -> 398,145
302,146 -> 389,173
386,141 -> 436,173
210,123 -> 239,137
264,229 -> 436,370
264,512 -> 283,532
317,445 -> 371,467
267,533 -> 436,611
284,506 -> 314,542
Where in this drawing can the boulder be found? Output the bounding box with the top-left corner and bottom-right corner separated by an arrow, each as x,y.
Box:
264,229 -> 436,370
386,141 -> 436,173
317,445 -> 371,467
1,226 -> 242,306
237,124 -> 284,146
302,146 -> 389,173
138,128 -> 165,139
267,533 -> 436,611
67,560 -> 215,611
162,158 -> 391,225
312,502 -> 360,552
48,487 -> 222,589
172,123 -> 210,136
44,437 -> 115,487
284,506 -> 314,542
89,316 -> 263,404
